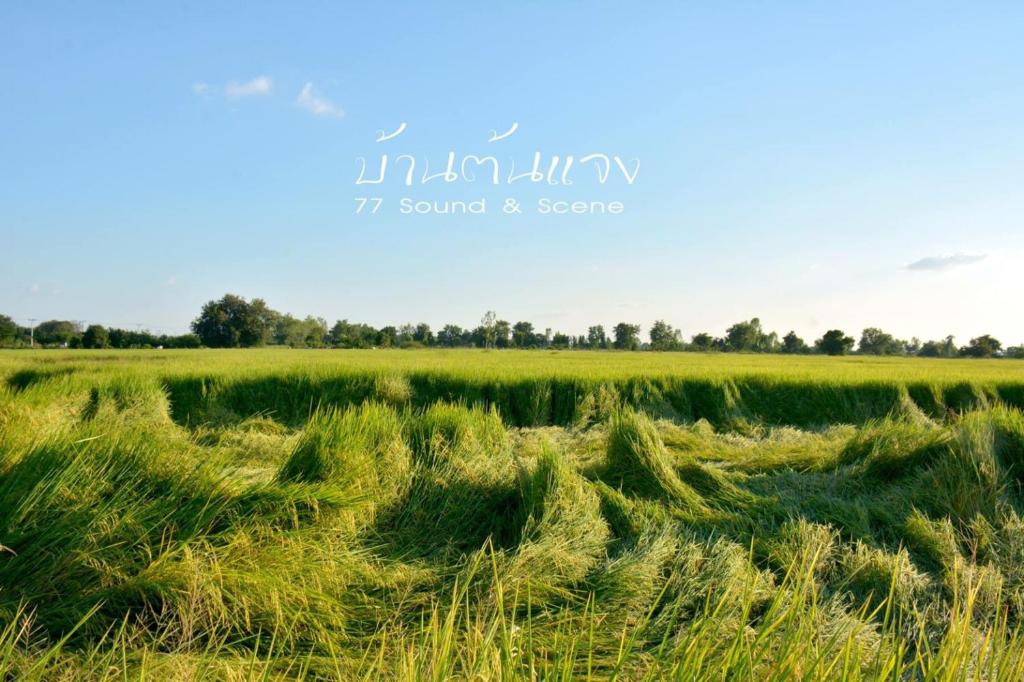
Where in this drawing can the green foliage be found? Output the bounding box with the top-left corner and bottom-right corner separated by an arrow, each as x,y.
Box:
725,317 -> 776,352
920,335 -> 959,358
649,319 -> 683,351
80,324 -> 109,349
858,327 -> 906,355
689,332 -> 718,351
0,314 -> 17,346
275,315 -> 327,347
191,293 -> 278,348
33,319 -> 80,346
780,330 -> 808,354
613,322 -> 641,350
961,334 -> 1003,358
512,320 -> 542,348
816,328 -> 855,355
102,328 -> 200,349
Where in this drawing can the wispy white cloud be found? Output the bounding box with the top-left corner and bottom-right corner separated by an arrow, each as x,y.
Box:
162,276 -> 178,288
27,283 -> 60,295
296,82 -> 344,118
224,76 -> 272,97
193,76 -> 346,120
906,253 -> 987,271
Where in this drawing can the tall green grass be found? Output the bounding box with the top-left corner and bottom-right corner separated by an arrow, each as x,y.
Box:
3,350 -> 1024,679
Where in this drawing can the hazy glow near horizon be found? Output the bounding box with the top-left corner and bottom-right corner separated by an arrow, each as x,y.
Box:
1,3 -> 1022,343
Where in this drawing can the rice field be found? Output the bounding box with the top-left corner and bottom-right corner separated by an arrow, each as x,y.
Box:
3,348 -> 1024,680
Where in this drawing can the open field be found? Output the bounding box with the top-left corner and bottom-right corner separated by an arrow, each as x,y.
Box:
5,347 -> 1022,382
3,349 -> 1024,679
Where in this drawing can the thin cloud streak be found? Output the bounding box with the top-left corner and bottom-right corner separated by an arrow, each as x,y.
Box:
224,76 -> 272,97
906,253 -> 987,271
296,82 -> 344,118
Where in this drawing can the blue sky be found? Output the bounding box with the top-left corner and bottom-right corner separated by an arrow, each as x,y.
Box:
2,2 -> 1022,343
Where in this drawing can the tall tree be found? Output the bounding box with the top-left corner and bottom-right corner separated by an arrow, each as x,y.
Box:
413,323 -> 434,346
191,294 -> 276,348
493,319 -> 511,348
437,324 -> 465,347
815,329 -> 855,356
725,318 -> 767,352
613,323 -> 641,350
587,325 -> 607,349
690,332 -> 716,351
81,324 -> 109,349
480,310 -> 497,348
551,332 -> 571,348
858,327 -> 905,355
329,319 -> 378,348
649,320 -> 683,351
512,321 -> 537,348
377,326 -> 398,348
0,314 -> 17,346
34,320 -> 80,346
960,335 -> 1002,358
781,331 -> 808,354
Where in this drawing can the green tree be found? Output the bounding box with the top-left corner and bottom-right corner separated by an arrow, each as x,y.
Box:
959,335 -> 1002,358
919,335 -> 957,358
167,333 -> 202,349
858,327 -> 905,355
376,326 -> 398,348
396,324 -> 416,345
815,329 -> 855,356
301,317 -> 328,347
437,324 -> 465,347
413,323 -> 434,346
689,332 -> 716,351
329,319 -> 378,348
942,335 -> 957,358
551,332 -> 571,348
191,294 -> 277,348
512,321 -> 537,348
0,314 -> 17,346
613,322 -> 641,350
494,320 -> 511,348
81,324 -> 109,349
480,311 -> 497,348
725,318 -> 771,352
918,340 -> 943,357
649,320 -> 683,351
587,325 -> 608,349
274,314 -> 306,347
781,331 -> 808,354
34,320 -> 80,346
248,298 -> 280,340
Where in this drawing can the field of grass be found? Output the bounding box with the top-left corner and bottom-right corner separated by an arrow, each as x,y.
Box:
3,349 -> 1024,679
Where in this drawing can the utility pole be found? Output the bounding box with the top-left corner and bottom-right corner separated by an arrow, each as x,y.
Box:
27,318 -> 37,348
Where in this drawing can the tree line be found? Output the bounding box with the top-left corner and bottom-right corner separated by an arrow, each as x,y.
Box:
0,317 -> 200,349
1,294 -> 1019,358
